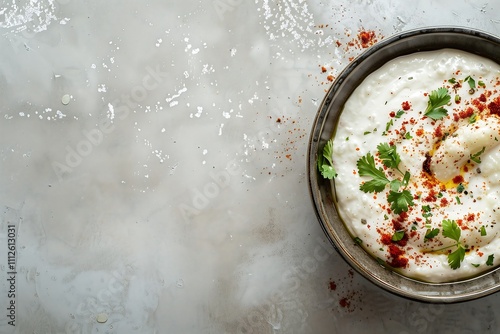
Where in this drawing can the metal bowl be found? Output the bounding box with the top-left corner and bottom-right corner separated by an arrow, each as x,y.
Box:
307,27 -> 500,302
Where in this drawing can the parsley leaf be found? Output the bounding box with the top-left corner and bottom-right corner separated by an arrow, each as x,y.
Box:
357,153 -> 390,192
480,226 -> 487,236
388,190 -> 414,214
395,110 -> 405,118
442,219 -> 461,241
424,87 -> 451,120
358,143 -> 413,213
317,139 -> 337,179
448,78 -> 456,84
470,146 -> 486,164
442,219 -> 465,269
377,143 -> 401,170
448,247 -> 466,270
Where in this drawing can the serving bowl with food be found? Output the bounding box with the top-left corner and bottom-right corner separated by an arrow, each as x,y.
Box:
308,27 -> 500,302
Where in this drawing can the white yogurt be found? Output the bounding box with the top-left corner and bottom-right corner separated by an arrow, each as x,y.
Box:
332,49 -> 500,283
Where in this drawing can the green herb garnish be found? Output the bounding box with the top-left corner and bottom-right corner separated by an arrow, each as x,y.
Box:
424,87 -> 451,120
442,219 -> 466,270
464,75 -> 476,90
470,147 -> 486,164
317,139 -> 337,179
357,144 -> 414,214
486,254 -> 495,266
392,230 -> 405,242
469,113 -> 477,124
357,153 -> 390,192
448,78 -> 457,84
425,228 -> 440,241
480,226 -> 487,236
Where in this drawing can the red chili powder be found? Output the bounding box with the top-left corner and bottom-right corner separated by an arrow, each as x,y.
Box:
488,96 -> 500,115
380,233 -> 392,245
434,124 -> 443,138
452,175 -> 464,184
339,297 -> 350,308
358,30 -> 376,48
402,101 -> 411,110
459,107 -> 474,119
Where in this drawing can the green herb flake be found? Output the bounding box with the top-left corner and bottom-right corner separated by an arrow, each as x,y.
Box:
456,196 -> 461,204
395,110 -> 405,118
464,75 -> 476,90
480,225 -> 487,236
448,78 -> 457,84
384,119 -> 393,133
471,263 -> 480,268
478,80 -> 485,87
425,228 -> 440,241
457,183 -> 465,193
470,146 -> 486,164
392,230 -> 405,242
354,237 -> 363,245
486,254 -> 495,266
469,113 -> 477,124
364,131 -> 371,135
455,95 -> 461,103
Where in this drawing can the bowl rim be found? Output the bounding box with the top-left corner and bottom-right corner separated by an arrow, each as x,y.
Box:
307,26 -> 500,303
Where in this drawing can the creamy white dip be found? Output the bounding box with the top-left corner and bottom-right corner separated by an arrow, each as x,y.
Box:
332,49 -> 500,283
